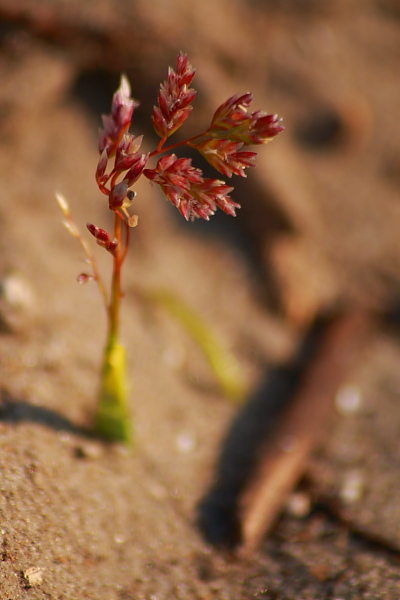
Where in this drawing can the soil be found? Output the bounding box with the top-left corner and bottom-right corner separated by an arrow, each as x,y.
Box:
1,1 -> 400,598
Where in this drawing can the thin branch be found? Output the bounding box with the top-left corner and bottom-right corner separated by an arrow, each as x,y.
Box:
237,310 -> 374,556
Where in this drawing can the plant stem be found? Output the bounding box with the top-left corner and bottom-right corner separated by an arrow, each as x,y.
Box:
95,210 -> 132,445
149,130 -> 209,158
108,211 -> 122,344
144,289 -> 247,402
95,339 -> 131,444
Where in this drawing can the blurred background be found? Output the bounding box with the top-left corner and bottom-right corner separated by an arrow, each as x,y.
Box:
1,1 -> 400,597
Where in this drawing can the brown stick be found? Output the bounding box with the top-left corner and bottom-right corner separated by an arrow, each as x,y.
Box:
238,311 -> 374,556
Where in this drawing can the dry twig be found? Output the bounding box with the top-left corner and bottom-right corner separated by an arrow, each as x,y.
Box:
237,311 -> 374,555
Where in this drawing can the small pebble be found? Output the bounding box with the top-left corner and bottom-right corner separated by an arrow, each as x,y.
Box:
0,272 -> 35,310
75,441 -> 103,460
114,534 -> 125,544
0,271 -> 36,331
23,566 -> 43,587
340,469 -> 365,504
58,431 -> 72,444
285,491 -> 311,518
335,384 -> 362,416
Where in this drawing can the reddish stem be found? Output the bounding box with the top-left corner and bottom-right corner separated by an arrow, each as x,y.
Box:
149,130 -> 209,158
107,211 -> 122,344
118,211 -> 131,266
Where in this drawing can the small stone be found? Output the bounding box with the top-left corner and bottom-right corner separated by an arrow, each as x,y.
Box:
74,441 -> 103,460
58,431 -> 72,444
23,566 -> 43,587
0,271 -> 36,331
340,469 -> 365,504
0,272 -> 35,310
285,491 -> 311,518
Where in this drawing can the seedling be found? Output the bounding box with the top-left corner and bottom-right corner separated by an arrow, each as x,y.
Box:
57,52 -> 283,445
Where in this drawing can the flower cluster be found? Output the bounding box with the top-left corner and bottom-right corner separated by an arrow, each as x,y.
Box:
86,223 -> 118,255
152,53 -> 196,139
208,93 -> 284,144
90,51 -> 283,230
144,155 -> 237,221
95,76 -> 148,218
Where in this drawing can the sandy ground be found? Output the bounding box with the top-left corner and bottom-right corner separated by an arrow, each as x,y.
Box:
1,1 -> 400,598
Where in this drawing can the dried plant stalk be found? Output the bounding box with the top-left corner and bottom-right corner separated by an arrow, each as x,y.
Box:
238,311 -> 373,555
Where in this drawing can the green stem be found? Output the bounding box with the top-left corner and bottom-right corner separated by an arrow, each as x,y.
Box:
144,289 -> 247,402
94,210 -> 132,445
95,339 -> 131,444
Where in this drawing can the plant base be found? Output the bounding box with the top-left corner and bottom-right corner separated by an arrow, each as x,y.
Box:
94,340 -> 132,445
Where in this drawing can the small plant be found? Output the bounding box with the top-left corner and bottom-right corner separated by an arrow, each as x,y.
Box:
57,52 -> 283,445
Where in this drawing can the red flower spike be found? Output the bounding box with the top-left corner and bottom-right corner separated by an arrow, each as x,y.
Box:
94,55 -> 283,227
86,223 -> 118,254
144,154 -> 238,221
144,154 -> 203,188
98,75 -> 139,156
115,134 -> 144,171
144,154 -> 203,207
209,93 -> 284,145
152,52 -> 196,139
193,138 -> 257,178
95,149 -> 110,193
175,179 -> 238,221
125,153 -> 149,187
77,273 -> 93,285
247,112 -> 285,144
211,93 -> 254,129
191,179 -> 238,218
108,180 -> 129,210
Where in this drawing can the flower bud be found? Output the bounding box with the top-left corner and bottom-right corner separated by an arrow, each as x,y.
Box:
125,153 -> 149,186
152,52 -> 196,139
115,134 -> 144,171
77,273 -> 93,284
95,149 -> 109,191
108,180 -> 128,210
98,75 -> 139,155
55,192 -> 70,218
86,223 -> 118,254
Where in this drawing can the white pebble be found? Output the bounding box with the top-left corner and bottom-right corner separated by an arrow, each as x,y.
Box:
114,534 -> 125,544
23,567 -> 43,587
285,492 -> 311,518
340,469 -> 364,504
75,441 -> 103,460
0,272 -> 35,309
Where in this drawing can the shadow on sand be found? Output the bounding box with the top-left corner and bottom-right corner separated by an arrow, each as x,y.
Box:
197,317 -> 331,549
0,389 -> 93,439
